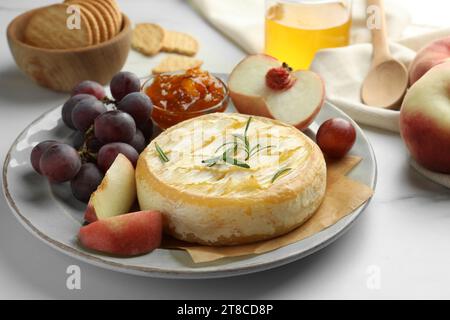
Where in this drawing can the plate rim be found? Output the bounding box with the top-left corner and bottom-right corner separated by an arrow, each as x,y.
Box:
2,97 -> 377,279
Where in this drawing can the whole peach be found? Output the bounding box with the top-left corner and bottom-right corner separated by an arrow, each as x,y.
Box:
409,36 -> 450,85
400,61 -> 450,174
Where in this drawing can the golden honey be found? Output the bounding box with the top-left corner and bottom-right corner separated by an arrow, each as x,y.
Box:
265,1 -> 351,70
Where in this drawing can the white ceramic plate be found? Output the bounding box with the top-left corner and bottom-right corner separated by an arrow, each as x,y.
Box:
2,74 -> 377,279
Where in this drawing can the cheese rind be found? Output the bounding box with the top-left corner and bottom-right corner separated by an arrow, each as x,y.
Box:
136,113 -> 326,245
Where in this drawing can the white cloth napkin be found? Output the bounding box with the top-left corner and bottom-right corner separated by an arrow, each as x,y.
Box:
310,43 -> 416,132
189,0 -> 265,54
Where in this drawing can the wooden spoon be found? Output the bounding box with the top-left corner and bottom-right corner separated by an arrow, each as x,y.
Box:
361,0 -> 408,109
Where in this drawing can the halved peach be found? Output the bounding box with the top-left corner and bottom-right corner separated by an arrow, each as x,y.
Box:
228,54 -> 325,131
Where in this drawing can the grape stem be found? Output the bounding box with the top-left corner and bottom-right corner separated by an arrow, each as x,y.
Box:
77,125 -> 97,164
102,96 -> 118,109
84,126 -> 94,138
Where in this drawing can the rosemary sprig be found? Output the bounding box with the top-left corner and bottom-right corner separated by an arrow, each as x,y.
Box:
215,141 -> 239,153
243,116 -> 252,149
155,142 -> 169,163
248,144 -> 274,160
233,135 -> 238,156
201,116 -> 270,169
202,146 -> 250,169
202,155 -> 221,167
232,117 -> 252,159
232,134 -> 249,159
271,167 -> 292,183
222,150 -> 250,168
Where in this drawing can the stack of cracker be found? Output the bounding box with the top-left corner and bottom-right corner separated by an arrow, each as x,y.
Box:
24,0 -> 123,49
131,23 -> 203,74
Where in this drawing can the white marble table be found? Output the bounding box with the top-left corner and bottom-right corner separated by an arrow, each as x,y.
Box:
0,0 -> 449,299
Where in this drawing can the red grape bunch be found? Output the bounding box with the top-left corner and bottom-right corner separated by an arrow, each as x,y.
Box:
31,72 -> 155,204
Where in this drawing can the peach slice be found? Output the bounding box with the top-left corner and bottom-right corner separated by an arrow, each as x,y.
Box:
79,210 -> 162,256
84,154 -> 136,222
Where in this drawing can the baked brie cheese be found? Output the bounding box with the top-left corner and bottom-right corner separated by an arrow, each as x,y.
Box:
136,113 -> 326,246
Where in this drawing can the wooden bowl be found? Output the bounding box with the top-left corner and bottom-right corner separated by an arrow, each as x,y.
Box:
7,9 -> 132,93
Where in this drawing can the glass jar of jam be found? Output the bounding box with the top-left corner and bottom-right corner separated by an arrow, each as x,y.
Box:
143,68 -> 229,129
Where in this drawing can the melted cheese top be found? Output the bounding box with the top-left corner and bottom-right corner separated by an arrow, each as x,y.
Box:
144,114 -> 311,197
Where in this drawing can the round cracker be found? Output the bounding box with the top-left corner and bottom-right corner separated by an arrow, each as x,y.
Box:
104,0 -> 122,31
65,0 -> 117,39
90,0 -> 118,40
132,23 -> 165,56
152,54 -> 203,74
162,31 -> 199,56
69,2 -> 101,44
78,0 -> 110,42
24,3 -> 93,49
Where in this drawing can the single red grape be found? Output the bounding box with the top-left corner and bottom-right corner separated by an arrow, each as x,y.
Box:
71,97 -> 107,132
71,80 -> 106,100
94,110 -> 136,143
138,117 -> 154,141
97,142 -> 139,172
30,140 -> 59,174
71,163 -> 104,203
72,131 -> 85,150
62,94 -> 93,129
110,72 -> 141,102
316,118 -> 356,159
129,129 -> 146,153
117,92 -> 153,126
40,144 -> 82,183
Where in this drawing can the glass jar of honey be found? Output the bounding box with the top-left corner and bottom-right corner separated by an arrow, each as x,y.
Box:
265,0 -> 352,70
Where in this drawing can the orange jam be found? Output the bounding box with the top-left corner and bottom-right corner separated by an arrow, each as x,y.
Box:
145,68 -> 228,129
